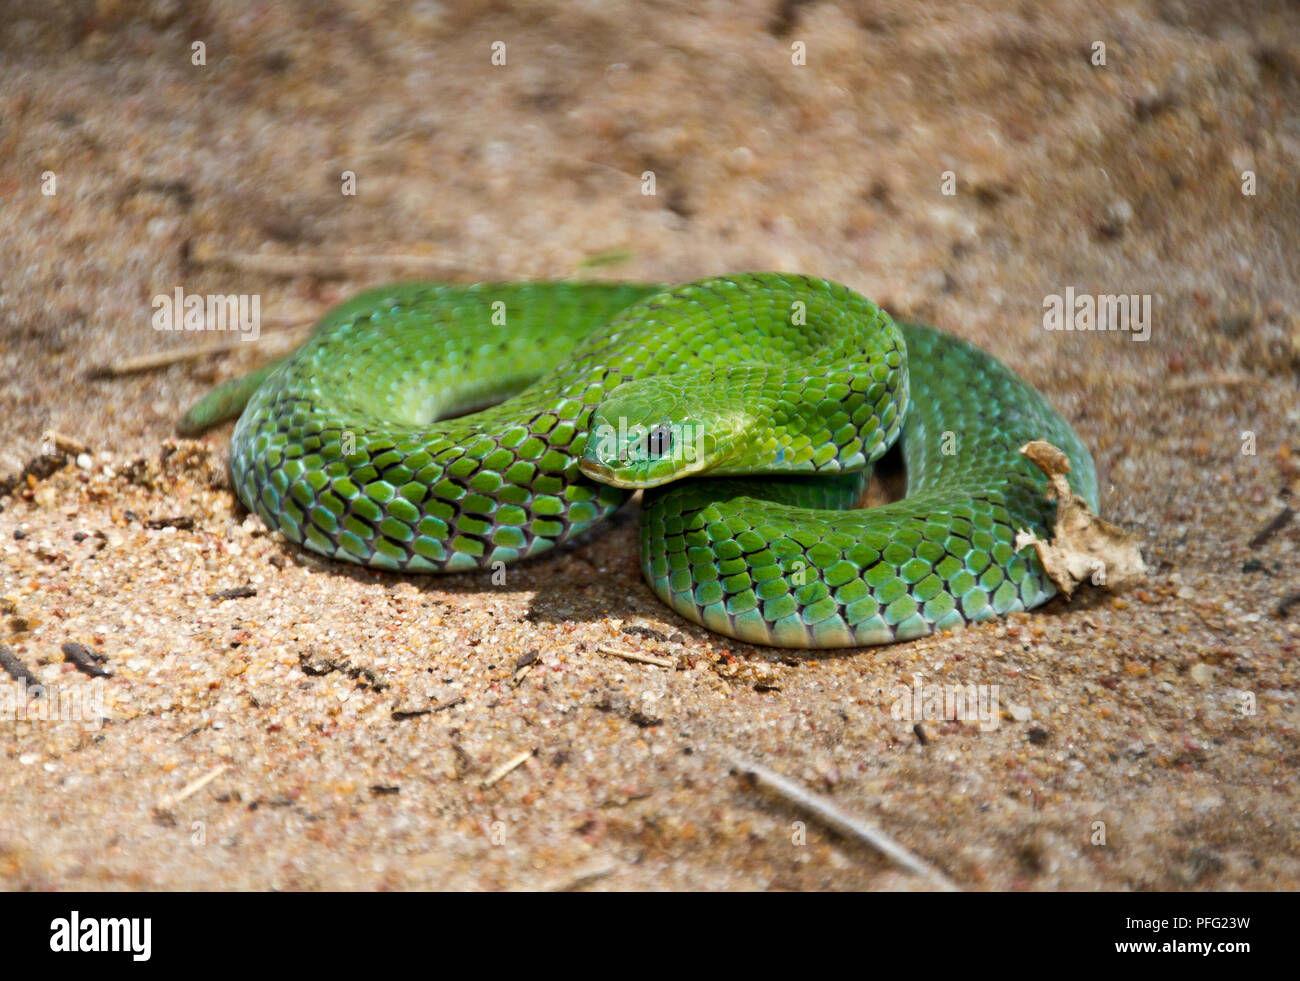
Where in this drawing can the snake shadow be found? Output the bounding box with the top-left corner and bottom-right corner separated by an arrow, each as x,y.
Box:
276,499 -> 866,663
255,442 -> 1109,664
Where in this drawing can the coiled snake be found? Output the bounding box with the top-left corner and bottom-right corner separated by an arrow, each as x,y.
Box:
180,273 -> 1097,648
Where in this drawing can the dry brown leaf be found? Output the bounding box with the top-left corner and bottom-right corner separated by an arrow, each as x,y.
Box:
1014,440 -> 1146,598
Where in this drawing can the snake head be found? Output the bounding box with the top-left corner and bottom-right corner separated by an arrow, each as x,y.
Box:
579,377 -> 745,488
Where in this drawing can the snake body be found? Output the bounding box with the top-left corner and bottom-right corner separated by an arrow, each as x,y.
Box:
181,274 -> 1097,648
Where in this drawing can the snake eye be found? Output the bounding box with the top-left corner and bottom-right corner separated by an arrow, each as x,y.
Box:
646,423 -> 673,459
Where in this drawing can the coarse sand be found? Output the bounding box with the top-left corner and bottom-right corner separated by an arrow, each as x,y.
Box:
0,1 -> 1297,890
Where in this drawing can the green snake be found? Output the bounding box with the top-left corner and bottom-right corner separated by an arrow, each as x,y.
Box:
180,274 -> 1097,649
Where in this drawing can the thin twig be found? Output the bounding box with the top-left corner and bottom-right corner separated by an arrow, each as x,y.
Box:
1249,506 -> 1294,549
544,153 -> 644,181
596,645 -> 675,668
39,431 -> 90,455
718,746 -> 961,891
0,644 -> 40,688
157,763 -> 229,810
60,642 -> 111,678
87,327 -> 308,379
545,861 -> 619,892
87,339 -> 257,378
191,248 -> 471,280
1164,374 -> 1259,392
481,748 -> 534,788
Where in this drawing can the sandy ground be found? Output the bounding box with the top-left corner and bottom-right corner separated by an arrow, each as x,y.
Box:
0,0 -> 1297,890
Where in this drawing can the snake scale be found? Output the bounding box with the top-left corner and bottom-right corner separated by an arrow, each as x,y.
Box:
180,273 -> 1098,649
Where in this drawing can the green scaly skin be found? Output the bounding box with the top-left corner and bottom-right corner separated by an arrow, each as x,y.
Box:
179,273 -> 1098,649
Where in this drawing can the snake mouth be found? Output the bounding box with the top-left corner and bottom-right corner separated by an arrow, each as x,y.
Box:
577,457 -> 615,482
579,453 -> 712,489
578,457 -> 658,488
